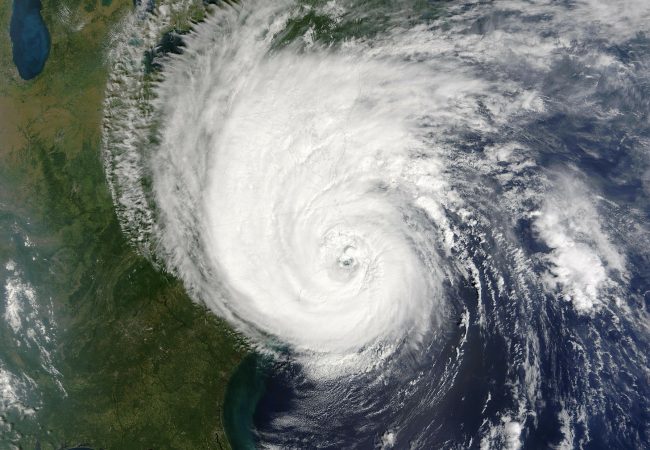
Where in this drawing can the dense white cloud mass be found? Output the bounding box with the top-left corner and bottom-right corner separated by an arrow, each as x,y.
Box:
147,6 -> 460,370
533,177 -> 627,311
198,55 -> 442,353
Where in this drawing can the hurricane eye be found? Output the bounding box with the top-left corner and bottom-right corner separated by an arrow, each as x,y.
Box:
338,246 -> 356,269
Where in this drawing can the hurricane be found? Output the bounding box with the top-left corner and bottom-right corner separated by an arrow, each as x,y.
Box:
102,0 -> 650,448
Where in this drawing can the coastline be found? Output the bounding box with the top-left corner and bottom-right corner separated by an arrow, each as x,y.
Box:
223,353 -> 268,450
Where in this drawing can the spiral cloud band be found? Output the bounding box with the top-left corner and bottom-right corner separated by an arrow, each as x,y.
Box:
102,0 -> 650,446
148,9 -> 456,364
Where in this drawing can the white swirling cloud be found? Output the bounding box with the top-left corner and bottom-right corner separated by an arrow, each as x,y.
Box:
149,8 -> 455,364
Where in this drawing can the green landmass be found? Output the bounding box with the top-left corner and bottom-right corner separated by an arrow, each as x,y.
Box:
272,0 -> 444,50
0,0 -> 247,448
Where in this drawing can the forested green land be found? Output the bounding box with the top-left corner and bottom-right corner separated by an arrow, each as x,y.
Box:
0,0 -> 246,448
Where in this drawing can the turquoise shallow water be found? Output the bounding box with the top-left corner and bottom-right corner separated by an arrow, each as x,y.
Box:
223,354 -> 268,449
